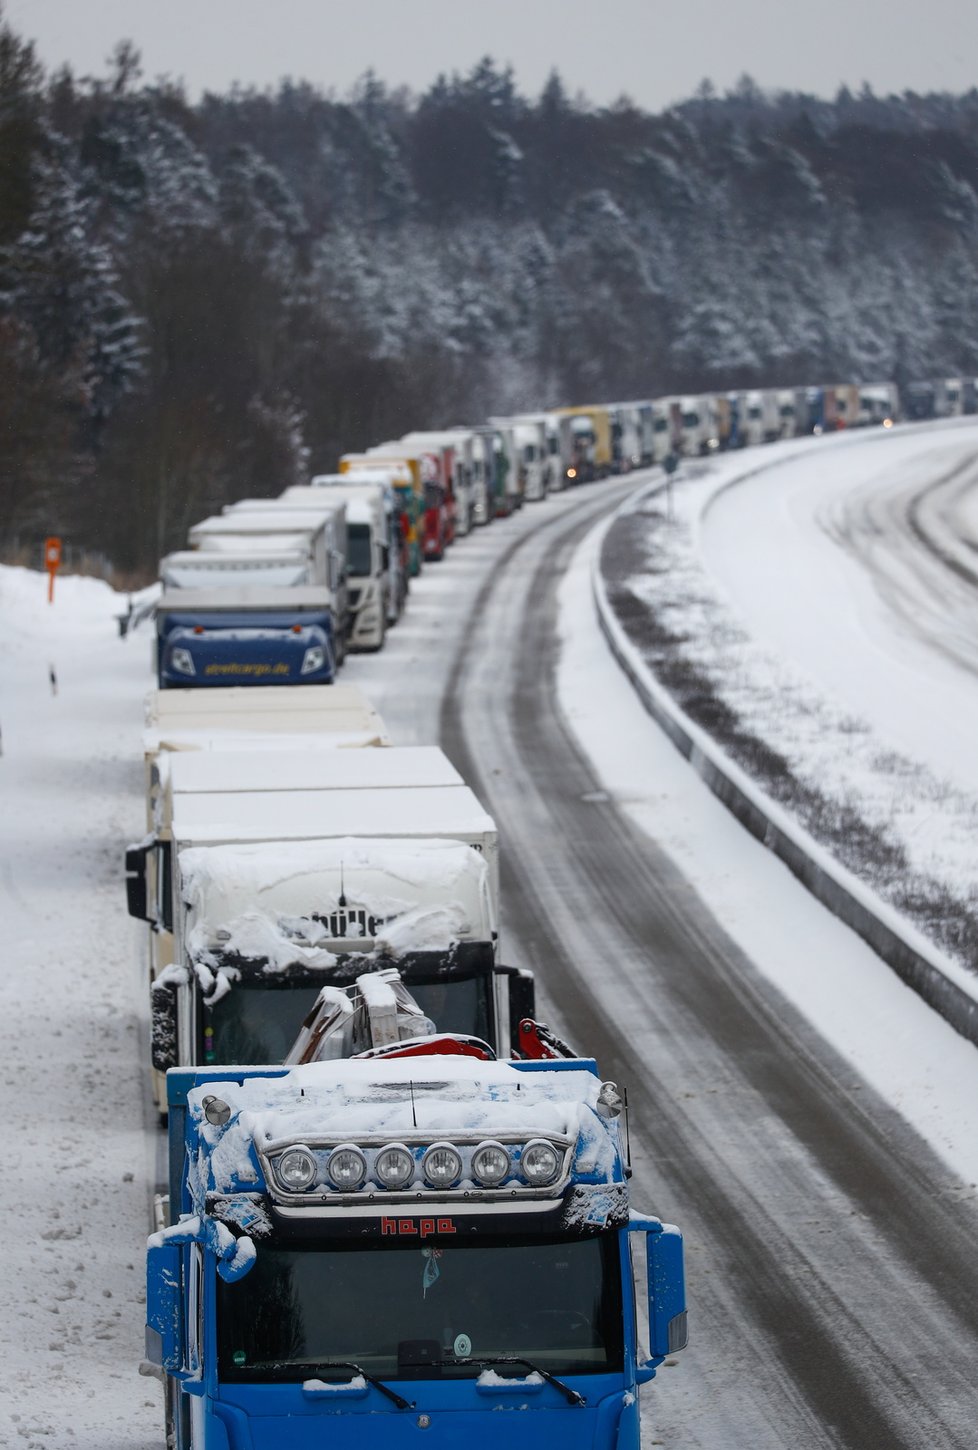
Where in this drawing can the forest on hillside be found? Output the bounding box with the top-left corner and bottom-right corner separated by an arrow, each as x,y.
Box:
3,4 -> 978,574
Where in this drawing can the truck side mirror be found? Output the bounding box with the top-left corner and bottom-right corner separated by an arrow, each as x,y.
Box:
146,1241 -> 206,1394
507,971 -> 536,1053
125,840 -> 152,921
151,976 -> 180,1072
629,1217 -> 687,1382
146,1241 -> 184,1374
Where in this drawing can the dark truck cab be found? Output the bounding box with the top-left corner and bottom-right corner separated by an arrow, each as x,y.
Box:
156,587 -> 339,689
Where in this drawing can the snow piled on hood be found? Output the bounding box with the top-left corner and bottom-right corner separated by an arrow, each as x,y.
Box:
181,836 -> 490,964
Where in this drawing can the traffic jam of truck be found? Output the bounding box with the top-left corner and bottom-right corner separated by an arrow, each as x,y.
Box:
128,376 -> 965,1446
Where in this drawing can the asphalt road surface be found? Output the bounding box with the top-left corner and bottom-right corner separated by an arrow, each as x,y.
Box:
346,471 -> 978,1450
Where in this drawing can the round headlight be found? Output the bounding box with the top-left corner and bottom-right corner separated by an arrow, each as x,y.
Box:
520,1140 -> 560,1186
375,1144 -> 415,1189
422,1143 -> 462,1188
277,1146 -> 318,1192
471,1141 -> 510,1187
327,1145 -> 367,1190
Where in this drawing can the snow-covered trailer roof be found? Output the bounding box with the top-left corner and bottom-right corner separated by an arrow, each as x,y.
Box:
171,784 -> 496,849
166,744 -> 462,800
191,509 -> 344,541
147,683 -> 379,725
223,498 -> 351,520
156,586 -> 333,614
160,549 -> 312,590
143,685 -> 389,766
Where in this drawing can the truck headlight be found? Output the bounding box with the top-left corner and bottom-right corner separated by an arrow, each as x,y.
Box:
171,647 -> 195,676
520,1140 -> 560,1185
301,645 -> 326,675
422,1143 -> 462,1188
277,1146 -> 318,1191
471,1142 -> 510,1186
375,1144 -> 415,1189
327,1145 -> 366,1189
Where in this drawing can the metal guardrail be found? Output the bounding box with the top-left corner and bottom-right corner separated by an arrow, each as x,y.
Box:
591,478 -> 978,1050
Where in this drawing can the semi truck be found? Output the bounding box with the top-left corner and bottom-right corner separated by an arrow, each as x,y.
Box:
126,751 -> 520,1100
488,417 -> 549,501
305,476 -> 409,631
341,451 -> 426,576
156,505 -> 349,687
228,489 -> 399,651
145,1045 -> 687,1449
138,683 -> 390,1012
554,406 -> 613,484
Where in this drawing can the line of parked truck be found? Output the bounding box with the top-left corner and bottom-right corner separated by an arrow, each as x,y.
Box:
151,373 -> 968,697
135,584 -> 689,1441
131,360 -> 972,1447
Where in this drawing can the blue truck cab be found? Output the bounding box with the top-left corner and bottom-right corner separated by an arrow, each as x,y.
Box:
155,586 -> 339,689
146,1055 -> 686,1450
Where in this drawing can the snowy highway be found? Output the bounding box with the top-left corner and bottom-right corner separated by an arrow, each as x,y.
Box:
3,425 -> 978,1447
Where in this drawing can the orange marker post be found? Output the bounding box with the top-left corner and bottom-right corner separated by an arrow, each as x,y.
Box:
45,536 -> 62,603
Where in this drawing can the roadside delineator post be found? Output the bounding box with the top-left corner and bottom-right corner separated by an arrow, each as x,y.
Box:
44,536 -> 62,604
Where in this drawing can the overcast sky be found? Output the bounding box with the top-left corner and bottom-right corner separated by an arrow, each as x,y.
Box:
7,0 -> 978,111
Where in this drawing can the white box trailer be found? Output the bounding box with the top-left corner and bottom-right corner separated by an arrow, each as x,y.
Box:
143,683 -> 390,818
160,744 -> 465,819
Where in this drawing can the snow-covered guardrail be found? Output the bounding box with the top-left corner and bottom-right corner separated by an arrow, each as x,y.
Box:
592,468 -> 978,1050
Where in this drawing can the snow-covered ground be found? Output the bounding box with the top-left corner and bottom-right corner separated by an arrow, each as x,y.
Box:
3,419 -> 978,1446
0,567 -> 158,1448
602,421 -> 978,978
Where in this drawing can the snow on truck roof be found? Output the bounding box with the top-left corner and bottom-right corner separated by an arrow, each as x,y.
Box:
166,744 -> 463,797
171,784 -> 496,847
146,726 -> 387,757
157,587 -> 332,613
146,683 -> 379,723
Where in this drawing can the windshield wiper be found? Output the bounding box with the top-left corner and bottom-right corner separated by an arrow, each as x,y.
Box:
425,1356 -> 586,1407
309,1361 -> 415,1410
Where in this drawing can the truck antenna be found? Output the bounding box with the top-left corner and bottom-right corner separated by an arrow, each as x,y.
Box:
409,1079 -> 417,1129
339,861 -> 347,909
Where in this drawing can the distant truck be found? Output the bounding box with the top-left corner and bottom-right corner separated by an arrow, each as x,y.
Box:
229,488 -> 398,652
145,1048 -> 687,1449
305,476 -> 409,631
489,416 -> 550,501
156,504 -> 349,687
555,406 -> 613,484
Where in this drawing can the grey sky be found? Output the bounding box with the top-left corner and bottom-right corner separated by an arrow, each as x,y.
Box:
7,0 -> 978,111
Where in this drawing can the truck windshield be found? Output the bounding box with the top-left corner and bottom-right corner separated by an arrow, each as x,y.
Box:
217,1231 -> 623,1382
201,974 -> 491,1064
347,524 -> 373,578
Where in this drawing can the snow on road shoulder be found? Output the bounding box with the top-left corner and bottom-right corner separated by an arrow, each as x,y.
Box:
0,566 -> 158,1448
600,429 -> 978,981
557,520 -> 978,1190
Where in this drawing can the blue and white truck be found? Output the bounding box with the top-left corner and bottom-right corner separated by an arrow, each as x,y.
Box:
145,1043 -> 687,1449
154,505 -> 350,688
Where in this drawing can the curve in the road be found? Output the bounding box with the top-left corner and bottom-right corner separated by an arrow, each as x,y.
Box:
437,484 -> 978,1449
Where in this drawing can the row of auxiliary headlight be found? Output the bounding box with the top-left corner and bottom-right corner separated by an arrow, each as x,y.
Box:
270,1138 -> 564,1195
